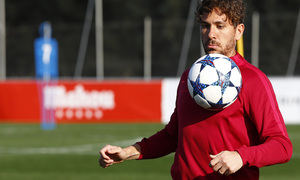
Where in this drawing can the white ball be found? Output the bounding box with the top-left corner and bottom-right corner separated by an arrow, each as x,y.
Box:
187,54 -> 242,110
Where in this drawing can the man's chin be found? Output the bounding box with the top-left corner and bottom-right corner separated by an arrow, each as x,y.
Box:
205,50 -> 223,55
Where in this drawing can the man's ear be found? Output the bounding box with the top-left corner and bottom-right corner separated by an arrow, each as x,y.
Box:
235,24 -> 245,41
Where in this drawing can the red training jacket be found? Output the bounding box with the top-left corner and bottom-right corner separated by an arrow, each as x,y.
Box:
137,52 -> 293,180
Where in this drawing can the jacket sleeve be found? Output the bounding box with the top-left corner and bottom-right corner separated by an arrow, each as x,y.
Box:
236,71 -> 293,168
136,108 -> 178,159
136,71 -> 190,159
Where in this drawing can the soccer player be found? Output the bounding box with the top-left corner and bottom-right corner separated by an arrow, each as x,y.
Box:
98,0 -> 293,179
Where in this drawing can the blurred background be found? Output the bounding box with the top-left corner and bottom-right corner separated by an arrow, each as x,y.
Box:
2,0 -> 300,79
1,1 -> 300,180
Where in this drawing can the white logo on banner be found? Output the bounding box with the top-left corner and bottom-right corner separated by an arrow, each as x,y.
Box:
43,84 -> 115,120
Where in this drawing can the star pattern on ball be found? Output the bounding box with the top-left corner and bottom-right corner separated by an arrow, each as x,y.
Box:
213,69 -> 234,93
196,54 -> 220,72
190,75 -> 208,97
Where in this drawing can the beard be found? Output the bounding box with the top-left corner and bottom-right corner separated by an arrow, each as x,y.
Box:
203,38 -> 236,57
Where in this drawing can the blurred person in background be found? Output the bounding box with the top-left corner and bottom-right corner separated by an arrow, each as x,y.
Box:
98,0 -> 293,179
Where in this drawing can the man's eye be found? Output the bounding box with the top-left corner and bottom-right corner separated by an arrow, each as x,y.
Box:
217,25 -> 224,29
201,24 -> 209,29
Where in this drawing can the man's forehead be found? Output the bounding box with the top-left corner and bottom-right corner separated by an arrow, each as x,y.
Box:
201,8 -> 229,23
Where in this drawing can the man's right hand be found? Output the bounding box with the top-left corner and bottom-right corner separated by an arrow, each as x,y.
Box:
99,144 -> 141,168
99,145 -> 126,168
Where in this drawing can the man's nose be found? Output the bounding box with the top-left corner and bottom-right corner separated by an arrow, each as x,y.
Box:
207,26 -> 216,39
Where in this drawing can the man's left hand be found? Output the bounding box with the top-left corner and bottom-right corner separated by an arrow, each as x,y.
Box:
209,151 -> 243,176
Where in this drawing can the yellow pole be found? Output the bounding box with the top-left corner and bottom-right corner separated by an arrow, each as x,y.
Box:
237,36 -> 244,57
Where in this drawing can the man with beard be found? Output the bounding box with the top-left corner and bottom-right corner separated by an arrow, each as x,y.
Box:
98,0 -> 293,179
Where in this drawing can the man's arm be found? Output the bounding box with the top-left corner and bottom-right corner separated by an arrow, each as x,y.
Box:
99,144 -> 141,168
236,69 -> 293,167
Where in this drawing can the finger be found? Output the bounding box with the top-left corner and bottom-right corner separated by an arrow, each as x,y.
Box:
99,161 -> 112,168
224,169 -> 231,176
101,157 -> 114,164
209,158 -> 221,172
99,161 -> 106,168
99,159 -> 108,168
99,145 -> 116,159
99,157 -> 113,168
218,165 -> 228,175
99,150 -> 110,160
212,162 -> 222,172
209,154 -> 221,167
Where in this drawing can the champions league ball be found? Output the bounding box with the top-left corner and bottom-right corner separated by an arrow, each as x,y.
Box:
187,54 -> 242,110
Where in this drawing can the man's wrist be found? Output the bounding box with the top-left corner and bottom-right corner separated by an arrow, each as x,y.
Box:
124,144 -> 141,160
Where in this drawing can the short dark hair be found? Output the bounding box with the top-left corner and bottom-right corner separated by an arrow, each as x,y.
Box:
196,0 -> 246,27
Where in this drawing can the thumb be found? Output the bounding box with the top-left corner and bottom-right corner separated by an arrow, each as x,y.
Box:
210,154 -> 217,159
210,151 -> 223,159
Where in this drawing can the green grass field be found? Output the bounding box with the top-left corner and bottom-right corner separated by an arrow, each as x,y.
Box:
0,123 -> 298,180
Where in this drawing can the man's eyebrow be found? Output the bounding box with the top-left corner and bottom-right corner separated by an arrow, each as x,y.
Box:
214,21 -> 226,24
201,18 -> 227,23
200,21 -> 226,25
